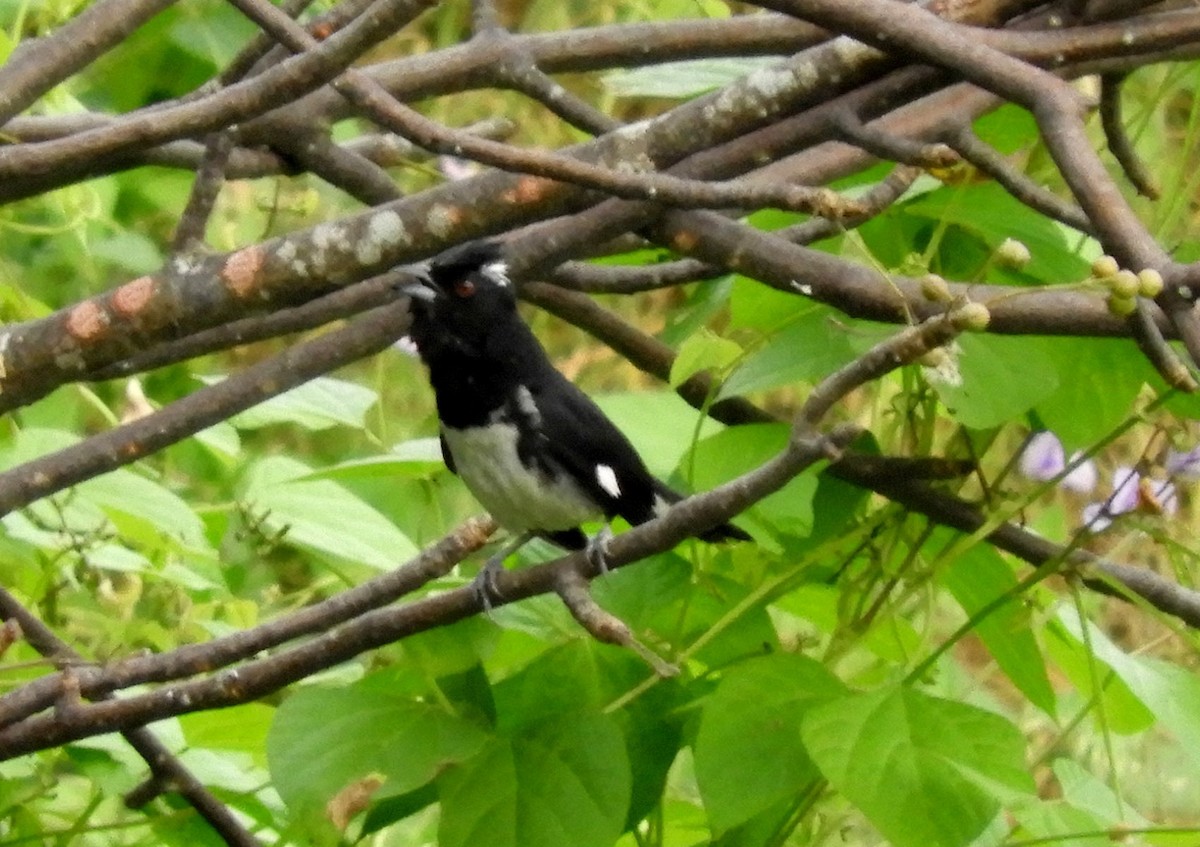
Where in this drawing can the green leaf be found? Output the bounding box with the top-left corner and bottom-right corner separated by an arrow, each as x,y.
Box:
591,552 -> 693,632
801,686 -> 1035,847
299,438 -> 446,482
1009,799 -> 1107,847
660,275 -> 735,348
87,543 -> 152,573
267,674 -> 489,815
593,393 -> 723,479
1031,337 -> 1150,449
1044,606 -> 1154,734
167,0 -> 261,68
972,104 -> 1040,154
361,783 -> 438,835
679,575 -> 781,669
82,467 -> 210,552
1052,758 -> 1150,827
201,375 -> 378,431
669,328 -> 743,388
88,230 -> 164,275
194,420 -> 241,459
438,712 -> 631,847
683,423 -> 818,538
695,654 -> 846,833
180,703 -> 275,759
720,307 -> 859,399
603,57 -> 777,99
242,455 -> 418,569
904,181 -> 1091,284
939,542 -> 1056,715
1130,659 -> 1200,771
491,641 -> 609,734
399,618 -> 498,680
0,427 -> 210,553
1052,605 -> 1200,761
930,334 -> 1059,429
618,681 -> 687,831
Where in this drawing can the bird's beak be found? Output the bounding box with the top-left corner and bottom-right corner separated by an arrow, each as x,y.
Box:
398,273 -> 437,303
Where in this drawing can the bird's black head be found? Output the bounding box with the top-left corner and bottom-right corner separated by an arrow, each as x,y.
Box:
405,240 -> 518,360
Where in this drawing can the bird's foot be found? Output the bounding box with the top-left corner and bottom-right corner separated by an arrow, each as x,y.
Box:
585,525 -> 614,575
471,554 -> 506,612
470,531 -> 533,612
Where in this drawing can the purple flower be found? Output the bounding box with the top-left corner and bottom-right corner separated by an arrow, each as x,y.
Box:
1079,501 -> 1111,531
1020,432 -> 1063,481
1019,431 -> 1097,493
1081,465 -> 1177,532
1109,465 -> 1141,515
1166,445 -> 1200,480
1061,455 -> 1099,494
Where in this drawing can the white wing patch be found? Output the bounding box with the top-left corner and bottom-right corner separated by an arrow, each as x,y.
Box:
514,385 -> 541,425
595,464 -> 621,499
482,261 -> 510,288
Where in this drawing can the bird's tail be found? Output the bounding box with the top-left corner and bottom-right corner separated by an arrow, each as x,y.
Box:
651,479 -> 751,543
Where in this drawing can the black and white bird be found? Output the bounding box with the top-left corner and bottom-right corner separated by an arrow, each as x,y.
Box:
403,240 -> 748,602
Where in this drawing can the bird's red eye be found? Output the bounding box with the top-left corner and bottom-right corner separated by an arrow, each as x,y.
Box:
454,279 -> 476,298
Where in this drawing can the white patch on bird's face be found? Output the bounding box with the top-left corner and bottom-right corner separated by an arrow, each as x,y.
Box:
595,464 -> 621,499
441,423 -> 598,532
481,261 -> 510,288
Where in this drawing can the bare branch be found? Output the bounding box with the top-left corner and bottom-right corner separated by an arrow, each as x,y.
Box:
0,0 -> 178,126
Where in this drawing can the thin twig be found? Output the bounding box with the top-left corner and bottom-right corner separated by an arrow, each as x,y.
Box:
171,132 -> 235,253
1099,72 -> 1159,199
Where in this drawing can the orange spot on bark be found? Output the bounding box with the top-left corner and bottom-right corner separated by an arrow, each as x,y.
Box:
65,302 -> 108,340
222,247 -> 266,299
503,176 -> 556,205
111,276 -> 156,318
440,205 -> 465,228
672,231 -> 698,252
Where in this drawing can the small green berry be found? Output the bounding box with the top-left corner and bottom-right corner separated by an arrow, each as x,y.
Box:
1109,269 -> 1140,298
920,273 -> 952,302
1091,255 -> 1120,279
995,238 -> 1031,269
919,347 -> 950,368
1137,268 -> 1164,298
952,302 -> 991,331
1107,293 -> 1138,316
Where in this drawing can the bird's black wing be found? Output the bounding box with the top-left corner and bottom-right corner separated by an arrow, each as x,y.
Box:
521,372 -> 661,527
526,372 -> 750,543
439,430 -> 457,474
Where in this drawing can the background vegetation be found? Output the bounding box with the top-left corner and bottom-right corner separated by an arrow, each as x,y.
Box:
1,0 -> 1200,845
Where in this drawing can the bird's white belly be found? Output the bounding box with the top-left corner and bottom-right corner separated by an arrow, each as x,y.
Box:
441,424 -> 599,532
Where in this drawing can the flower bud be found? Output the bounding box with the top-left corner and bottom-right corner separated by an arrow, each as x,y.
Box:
995,238 -> 1031,269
